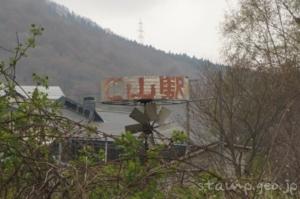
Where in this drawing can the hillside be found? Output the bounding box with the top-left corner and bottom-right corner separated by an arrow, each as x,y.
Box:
0,0 -> 219,99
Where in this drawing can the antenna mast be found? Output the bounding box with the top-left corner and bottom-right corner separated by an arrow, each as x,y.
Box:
138,19 -> 144,44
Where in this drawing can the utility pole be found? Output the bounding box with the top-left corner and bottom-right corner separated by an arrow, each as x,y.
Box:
185,79 -> 195,155
218,71 -> 225,161
186,100 -> 190,140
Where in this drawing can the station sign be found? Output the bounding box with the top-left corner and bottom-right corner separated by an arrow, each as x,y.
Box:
102,76 -> 190,102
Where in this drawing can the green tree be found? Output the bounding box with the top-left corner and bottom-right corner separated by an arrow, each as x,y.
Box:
0,25 -> 216,199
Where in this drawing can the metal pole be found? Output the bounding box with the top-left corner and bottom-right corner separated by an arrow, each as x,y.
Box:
58,142 -> 62,163
185,100 -> 191,156
186,100 -> 190,140
218,71 -> 224,158
105,137 -> 108,163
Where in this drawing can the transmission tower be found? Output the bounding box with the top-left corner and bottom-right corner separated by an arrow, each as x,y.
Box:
138,20 -> 144,44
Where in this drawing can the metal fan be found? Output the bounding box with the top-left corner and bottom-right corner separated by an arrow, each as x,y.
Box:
125,103 -> 171,150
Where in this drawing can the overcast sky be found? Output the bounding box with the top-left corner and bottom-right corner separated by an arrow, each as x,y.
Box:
51,0 -> 234,62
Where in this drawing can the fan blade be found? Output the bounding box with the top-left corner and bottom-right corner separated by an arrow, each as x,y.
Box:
153,129 -> 167,140
125,124 -> 144,134
145,103 -> 158,121
153,129 -> 168,145
158,107 -> 171,125
157,122 -> 173,131
129,108 -> 149,124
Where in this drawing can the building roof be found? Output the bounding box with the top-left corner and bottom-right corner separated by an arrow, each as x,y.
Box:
16,86 -> 65,100
59,96 -> 104,123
